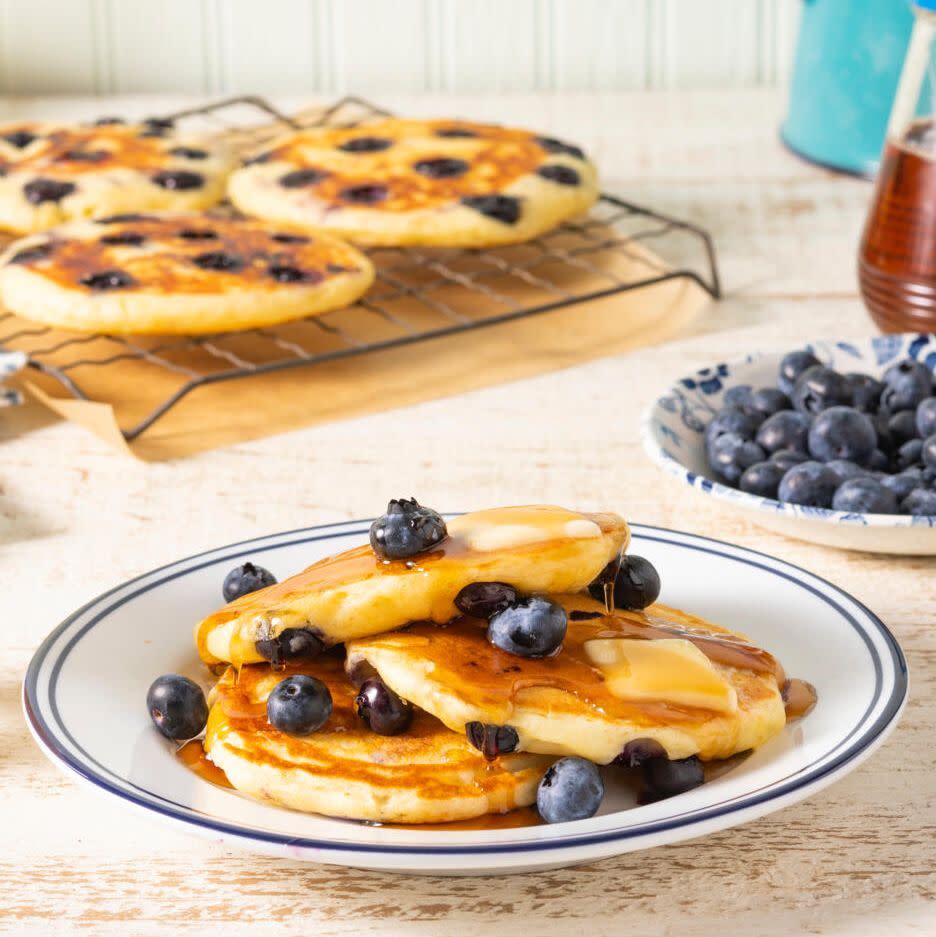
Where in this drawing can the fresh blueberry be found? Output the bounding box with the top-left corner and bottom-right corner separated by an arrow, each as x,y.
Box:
881,471 -> 922,502
708,432 -> 766,484
255,628 -> 324,666
778,461 -> 839,508
612,737 -> 667,767
770,448 -> 809,472
791,366 -> 853,415
356,677 -> 413,736
488,596 -> 567,658
640,755 -> 704,802
871,411 -> 896,454
917,397 -> 936,438
465,722 -> 519,759
897,438 -> 924,470
755,410 -> 810,454
888,409 -> 919,446
369,498 -> 447,560
222,561 -> 277,601
867,448 -> 891,472
846,372 -> 884,412
722,384 -> 753,408
146,674 -> 208,740
267,675 -> 332,736
739,460 -> 785,498
455,582 -> 519,619
832,478 -> 898,514
589,554 -> 661,610
924,434 -> 936,469
901,488 -> 936,515
825,459 -> 868,485
881,359 -> 932,411
807,406 -> 877,464
749,386 -> 791,417
778,350 -> 821,395
536,757 -> 604,823
705,406 -> 763,444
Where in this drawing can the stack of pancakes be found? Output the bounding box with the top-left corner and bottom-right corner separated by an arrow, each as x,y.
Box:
192,505 -> 791,825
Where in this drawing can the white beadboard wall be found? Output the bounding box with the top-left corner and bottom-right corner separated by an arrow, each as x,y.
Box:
0,0 -> 801,96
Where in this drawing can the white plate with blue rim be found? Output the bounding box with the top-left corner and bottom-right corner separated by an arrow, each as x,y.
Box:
642,333 -> 936,555
23,516 -> 907,874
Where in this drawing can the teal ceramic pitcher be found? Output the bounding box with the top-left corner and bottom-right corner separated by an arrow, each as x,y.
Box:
782,0 -> 914,176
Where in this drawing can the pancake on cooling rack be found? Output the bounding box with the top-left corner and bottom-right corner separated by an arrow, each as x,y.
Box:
227,118 -> 599,248
147,501 -> 815,825
0,213 -> 374,334
0,120 -> 234,233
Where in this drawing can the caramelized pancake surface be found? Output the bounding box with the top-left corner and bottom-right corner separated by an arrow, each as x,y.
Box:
204,657 -> 552,823
228,118 -> 599,247
346,594 -> 787,764
196,506 -> 629,667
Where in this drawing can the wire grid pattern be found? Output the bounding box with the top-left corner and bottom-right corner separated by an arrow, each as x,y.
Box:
0,96 -> 721,440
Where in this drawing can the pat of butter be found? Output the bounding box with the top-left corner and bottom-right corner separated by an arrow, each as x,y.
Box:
584,638 -> 738,714
450,506 -> 601,553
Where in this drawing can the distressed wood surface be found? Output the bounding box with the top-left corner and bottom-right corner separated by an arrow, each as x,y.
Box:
0,90 -> 933,936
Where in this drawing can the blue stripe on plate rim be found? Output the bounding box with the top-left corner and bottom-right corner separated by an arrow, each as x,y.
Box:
22,519 -> 908,857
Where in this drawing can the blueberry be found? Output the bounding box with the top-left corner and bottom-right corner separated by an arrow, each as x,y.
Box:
146,674 -> 208,741
536,164 -> 581,185
369,498 -> 447,560
897,438 -> 923,470
867,448 -> 891,472
270,232 -> 310,244
640,755 -> 704,802
356,677 -> 413,736
435,127 -> 478,138
488,596 -> 567,658
255,628 -> 324,666
749,386 -> 791,417
266,675 -> 332,736
832,478 -> 898,514
706,406 -> 763,444
881,471 -> 922,502
739,460 -> 785,498
151,170 -> 203,190
100,232 -> 145,246
93,116 -> 124,126
23,178 -> 75,204
888,409 -> 919,446
341,184 -> 388,204
770,448 -> 809,472
778,350 -> 821,395
595,554 -> 661,610
825,459 -> 868,484
807,406 -> 877,464
612,737 -> 667,767
222,561 -> 277,601
708,432 -> 766,484
8,243 -> 53,264
58,149 -> 108,163
465,722 -> 519,759
279,168 -> 327,188
413,157 -> 470,178
268,264 -> 321,283
338,136 -> 393,153
192,251 -> 243,272
846,372 -> 884,412
168,146 -> 208,160
792,366 -> 853,415
536,136 -> 586,160
871,411 -> 896,453
901,488 -> 936,515
924,434 -> 936,469
140,116 -> 175,137
778,461 -> 839,508
917,398 -> 936,438
722,385 -> 753,408
177,228 -> 218,240
79,269 -> 135,290
881,359 -> 932,411
756,410 -> 810,454
455,582 -> 519,619
536,757 -> 604,823
461,194 -> 521,224
95,213 -> 150,224
3,129 -> 36,148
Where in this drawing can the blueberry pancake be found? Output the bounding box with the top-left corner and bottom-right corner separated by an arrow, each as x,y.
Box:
0,120 -> 234,233
227,118 -> 599,247
0,214 -> 374,334
203,657 -> 552,823
195,505 -> 629,667
346,594 -> 788,765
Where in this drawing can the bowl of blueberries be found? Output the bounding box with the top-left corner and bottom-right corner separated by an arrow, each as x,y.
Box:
642,333 -> 936,554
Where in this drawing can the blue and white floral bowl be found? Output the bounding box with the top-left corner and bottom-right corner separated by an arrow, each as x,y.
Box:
641,334 -> 936,555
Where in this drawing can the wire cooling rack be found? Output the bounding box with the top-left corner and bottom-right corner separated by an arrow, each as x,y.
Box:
0,95 -> 721,440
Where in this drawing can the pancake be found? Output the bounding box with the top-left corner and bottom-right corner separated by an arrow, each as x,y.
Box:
203,656 -> 552,823
346,594 -> 788,765
196,505 -> 630,667
0,120 -> 234,233
0,214 -> 374,334
227,118 -> 599,247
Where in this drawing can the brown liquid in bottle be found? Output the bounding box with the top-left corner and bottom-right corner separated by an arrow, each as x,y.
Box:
859,119 -> 936,332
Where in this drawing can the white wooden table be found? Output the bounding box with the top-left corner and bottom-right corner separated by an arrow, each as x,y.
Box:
1,90 -> 933,937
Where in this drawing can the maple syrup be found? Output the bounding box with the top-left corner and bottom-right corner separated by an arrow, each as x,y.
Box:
176,739 -> 233,789
782,678 -> 818,721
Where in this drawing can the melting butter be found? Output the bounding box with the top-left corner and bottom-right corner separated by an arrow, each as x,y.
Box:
448,505 -> 601,554
584,637 -> 738,714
